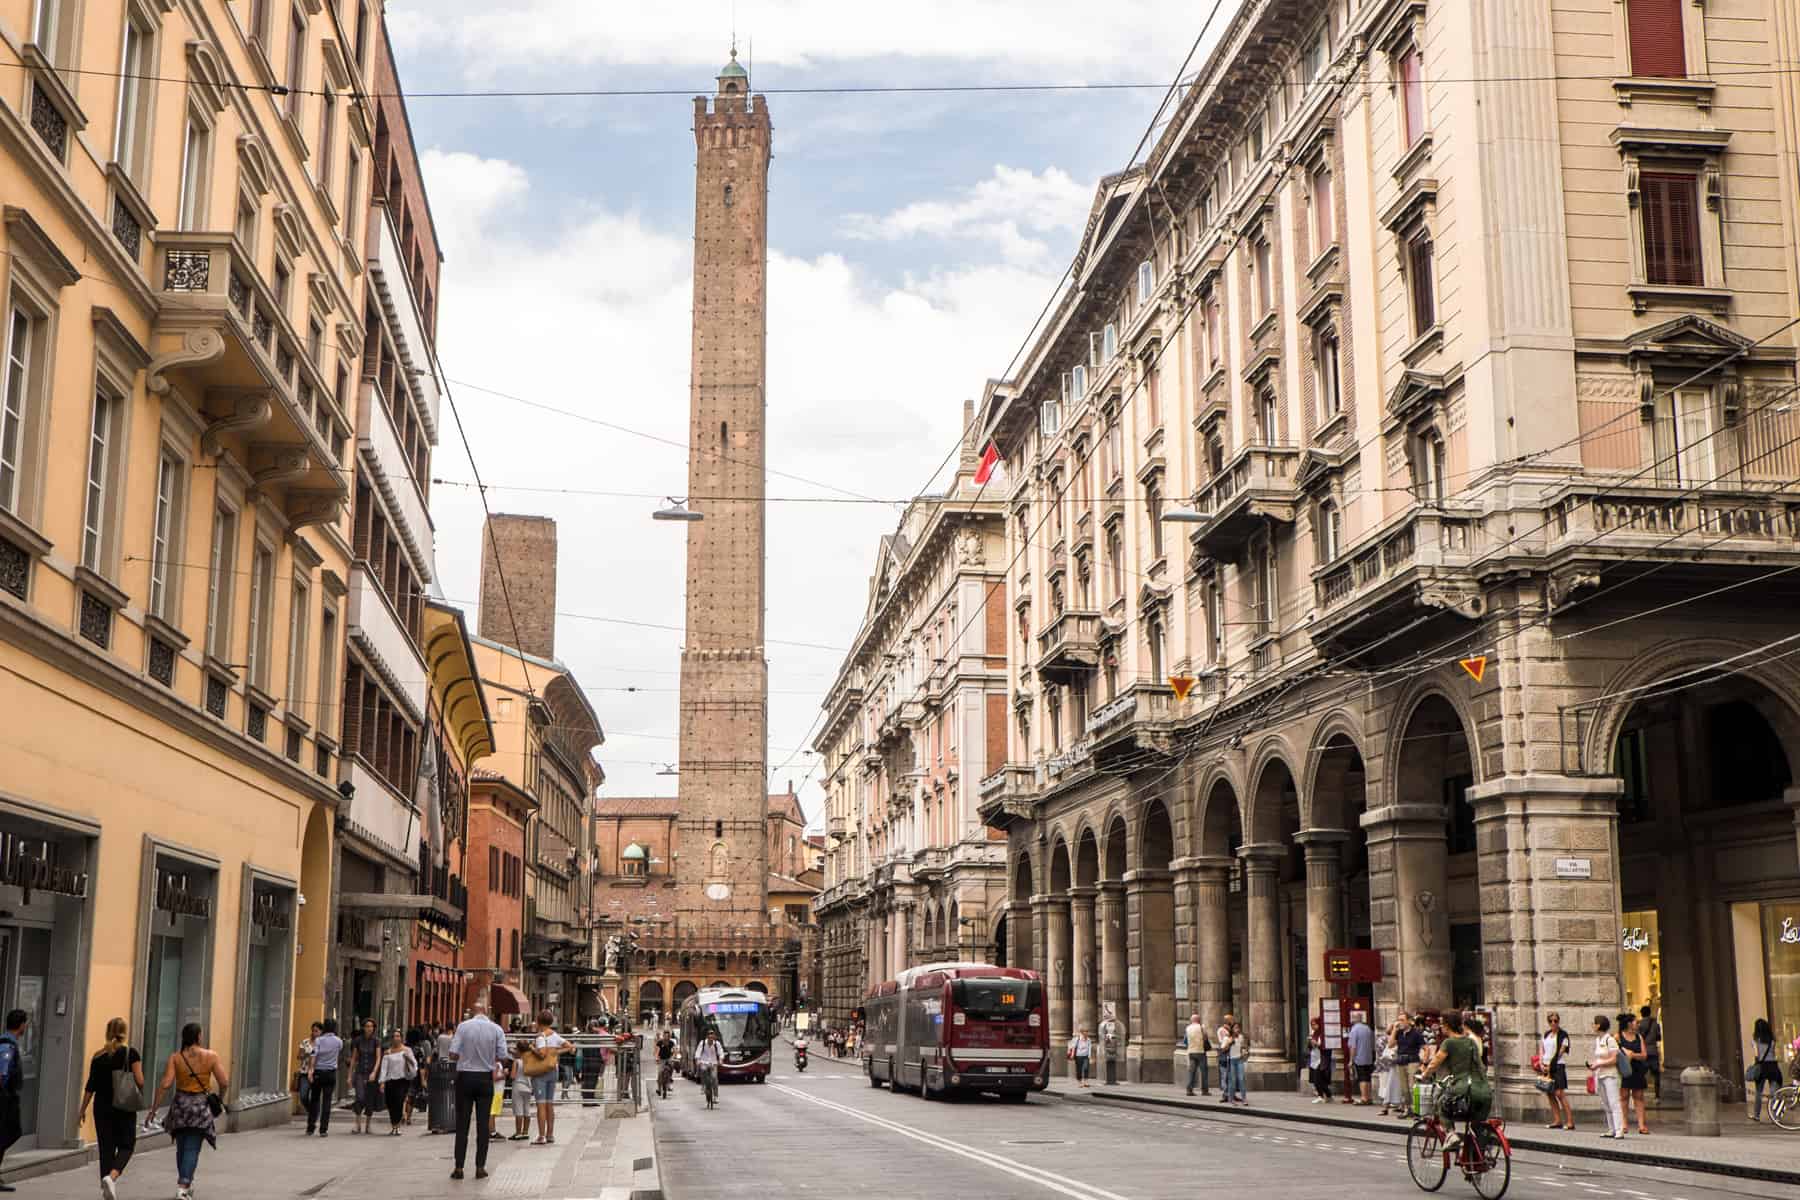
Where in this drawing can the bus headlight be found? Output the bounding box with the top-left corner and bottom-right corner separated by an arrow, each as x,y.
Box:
952,1013 -> 966,1026
1028,1013 -> 1041,1027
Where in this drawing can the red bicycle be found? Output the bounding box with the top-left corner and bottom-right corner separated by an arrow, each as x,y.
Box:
1407,1111 -> 1512,1199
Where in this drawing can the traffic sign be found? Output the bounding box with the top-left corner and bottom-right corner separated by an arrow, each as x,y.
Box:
1169,674 -> 1197,701
1458,655 -> 1487,683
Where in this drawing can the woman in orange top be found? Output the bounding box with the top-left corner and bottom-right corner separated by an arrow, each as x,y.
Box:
148,1023 -> 228,1200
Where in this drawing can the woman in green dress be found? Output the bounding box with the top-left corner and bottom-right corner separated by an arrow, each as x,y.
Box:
1419,1010 -> 1493,1154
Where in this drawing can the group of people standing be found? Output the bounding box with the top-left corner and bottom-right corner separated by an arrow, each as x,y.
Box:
821,1026 -> 861,1059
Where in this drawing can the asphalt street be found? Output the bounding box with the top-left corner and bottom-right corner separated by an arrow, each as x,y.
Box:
653,1051 -> 1800,1200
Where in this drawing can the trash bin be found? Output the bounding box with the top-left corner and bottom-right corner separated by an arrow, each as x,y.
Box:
427,1061 -> 455,1133
1679,1065 -> 1721,1137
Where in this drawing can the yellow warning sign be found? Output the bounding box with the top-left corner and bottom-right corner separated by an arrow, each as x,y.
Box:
1458,655 -> 1488,684
1169,675 -> 1197,701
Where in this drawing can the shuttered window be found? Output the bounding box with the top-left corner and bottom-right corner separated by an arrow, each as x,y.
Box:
1400,47 -> 1426,145
1641,172 -> 1702,287
1627,0 -> 1687,78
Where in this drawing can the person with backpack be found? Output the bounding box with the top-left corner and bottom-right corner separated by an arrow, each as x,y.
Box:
0,1009 -> 27,1192
79,1017 -> 145,1199
147,1022 -> 228,1200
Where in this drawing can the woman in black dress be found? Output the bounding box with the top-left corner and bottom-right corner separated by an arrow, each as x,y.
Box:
79,1017 -> 144,1200
1616,1011 -> 1650,1134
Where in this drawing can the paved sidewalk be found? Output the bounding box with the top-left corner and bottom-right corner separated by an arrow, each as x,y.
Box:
1044,1074 -> 1800,1183
7,1103 -> 636,1200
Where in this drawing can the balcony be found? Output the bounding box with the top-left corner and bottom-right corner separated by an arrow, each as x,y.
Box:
1084,682 -> 1178,760
1189,443 -> 1302,559
358,379 -> 435,577
367,204 -> 442,435
348,568 -> 428,718
1542,481 -> 1800,572
1309,504 -> 1485,659
976,764 -> 1037,831
1035,609 -> 1101,679
148,234 -> 347,529
343,759 -> 415,859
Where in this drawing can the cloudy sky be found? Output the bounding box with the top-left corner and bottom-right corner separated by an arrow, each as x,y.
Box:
388,1 -> 1230,824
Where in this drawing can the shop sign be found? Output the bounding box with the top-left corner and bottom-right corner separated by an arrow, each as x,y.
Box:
1553,858 -> 1591,880
251,889 -> 292,931
1620,927 -> 1652,953
155,871 -> 210,923
1780,917 -> 1800,946
0,838 -> 88,902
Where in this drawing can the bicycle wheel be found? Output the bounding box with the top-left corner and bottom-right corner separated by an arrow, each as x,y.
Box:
1469,1126 -> 1511,1200
1771,1086 -> 1800,1131
1406,1120 -> 1449,1192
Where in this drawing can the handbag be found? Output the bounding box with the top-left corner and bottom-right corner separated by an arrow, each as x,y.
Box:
522,1045 -> 558,1078
1585,1073 -> 1597,1095
1532,1077 -> 1556,1094
110,1054 -> 144,1112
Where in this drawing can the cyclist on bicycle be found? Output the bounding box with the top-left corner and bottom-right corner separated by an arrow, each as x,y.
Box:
654,1029 -> 676,1098
1419,1011 -> 1493,1155
693,1028 -> 725,1104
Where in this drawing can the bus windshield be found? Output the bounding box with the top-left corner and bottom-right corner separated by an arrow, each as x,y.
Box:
956,978 -> 1038,1021
703,1002 -> 772,1047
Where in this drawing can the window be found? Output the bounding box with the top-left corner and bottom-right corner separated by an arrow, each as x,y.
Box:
1412,431 -> 1447,505
342,154 -> 360,233
489,846 -> 500,889
250,0 -> 271,42
287,579 -> 309,709
1147,617 -> 1165,681
177,113 -> 210,231
80,388 -> 122,573
113,10 -> 155,180
273,259 -> 291,311
307,316 -> 324,364
205,503 -> 237,660
235,190 -> 258,250
1,306 -> 39,515
1251,538 -> 1277,636
1146,479 -> 1164,559
353,1 -> 370,67
1406,231 -> 1436,333
1146,364 -> 1161,428
1105,422 -> 1123,482
1302,26 -> 1329,86
1399,46 -> 1426,146
1257,386 -> 1279,444
1206,580 -> 1225,663
1207,434 -> 1225,476
1626,0 -> 1686,79
246,542 -> 274,690
1101,323 -> 1117,362
1203,291 -> 1222,370
318,86 -> 337,189
1137,259 -> 1154,303
1039,397 -> 1060,439
1253,238 -> 1273,315
1072,364 -> 1087,398
1657,389 -> 1715,485
317,601 -> 337,733
1105,528 -> 1123,598
286,5 -> 307,120
1640,172 -> 1702,288
1247,114 -> 1265,164
148,449 -> 183,620
1316,499 -> 1342,562
1310,162 -> 1335,254
31,0 -> 72,67
1314,330 -> 1341,422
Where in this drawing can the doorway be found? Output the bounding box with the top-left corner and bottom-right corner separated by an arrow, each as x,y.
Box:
0,927 -> 50,1140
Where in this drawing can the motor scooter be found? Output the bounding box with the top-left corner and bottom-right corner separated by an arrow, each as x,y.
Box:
794,1038 -> 809,1073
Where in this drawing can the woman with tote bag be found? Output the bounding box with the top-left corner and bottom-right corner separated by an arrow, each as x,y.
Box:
79,1017 -> 144,1200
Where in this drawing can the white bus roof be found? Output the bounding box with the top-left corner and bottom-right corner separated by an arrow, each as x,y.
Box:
894,961 -> 1000,988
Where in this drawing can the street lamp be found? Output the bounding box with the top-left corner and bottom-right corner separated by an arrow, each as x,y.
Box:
1158,506 -> 1209,524
652,497 -> 704,522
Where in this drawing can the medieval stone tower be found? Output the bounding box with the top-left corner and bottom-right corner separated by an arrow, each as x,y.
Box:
675,50 -> 772,925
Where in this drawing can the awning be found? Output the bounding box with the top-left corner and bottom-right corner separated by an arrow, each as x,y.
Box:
489,982 -> 531,1018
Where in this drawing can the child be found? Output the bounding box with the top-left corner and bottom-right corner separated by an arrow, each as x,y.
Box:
508,1039 -> 533,1140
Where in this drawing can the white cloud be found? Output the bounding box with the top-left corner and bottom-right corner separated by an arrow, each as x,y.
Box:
843,164 -> 1091,265
387,0 -> 1222,80
423,152 -> 1065,816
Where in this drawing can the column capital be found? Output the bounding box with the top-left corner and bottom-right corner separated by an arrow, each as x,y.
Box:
1097,879 -> 1127,896
1237,841 -> 1285,865
1464,773 -> 1623,817
1029,892 -> 1069,910
1294,828 -> 1351,847
1068,885 -> 1100,902
1360,803 -> 1450,839
1121,867 -> 1174,889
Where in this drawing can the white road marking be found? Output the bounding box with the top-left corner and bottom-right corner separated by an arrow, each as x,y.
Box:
770,1083 -> 1135,1200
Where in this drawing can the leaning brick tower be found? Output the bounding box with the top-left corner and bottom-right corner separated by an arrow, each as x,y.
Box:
675,48 -> 772,925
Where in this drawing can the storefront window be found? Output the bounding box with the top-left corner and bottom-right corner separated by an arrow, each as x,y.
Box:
1762,903 -> 1800,1053
239,879 -> 295,1096
142,859 -> 215,1079
1621,909 -> 1661,1021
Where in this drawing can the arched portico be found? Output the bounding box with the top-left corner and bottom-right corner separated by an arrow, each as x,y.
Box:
1126,798 -> 1178,1081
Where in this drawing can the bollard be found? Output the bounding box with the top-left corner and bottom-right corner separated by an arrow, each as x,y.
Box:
1679,1065 -> 1721,1136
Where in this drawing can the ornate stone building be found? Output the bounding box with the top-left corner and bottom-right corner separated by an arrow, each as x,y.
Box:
813,427 -> 1011,1025
974,0 -> 1800,1113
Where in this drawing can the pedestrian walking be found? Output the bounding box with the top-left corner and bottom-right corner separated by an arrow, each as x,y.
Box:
1587,1013 -> 1625,1139
579,1024 -> 604,1107
295,1022 -> 320,1117
1346,1010 -> 1376,1105
1067,1029 -> 1093,1088
348,1018 -> 382,1134
305,1018 -> 342,1136
1183,1013 -> 1211,1097
147,1023 -> 227,1200
506,1042 -> 531,1141
527,1012 -> 569,1145
1748,1017 -> 1784,1123
1307,1017 -> 1333,1102
80,1016 -> 145,1200
1220,1016 -> 1248,1105
1098,1010 -> 1125,1087
1616,1012 -> 1650,1135
374,1030 -> 418,1136
1538,1011 -> 1574,1130
0,1009 -> 25,1192
446,1001 -> 508,1180
1637,1006 -> 1662,1101
1391,1011 -> 1424,1119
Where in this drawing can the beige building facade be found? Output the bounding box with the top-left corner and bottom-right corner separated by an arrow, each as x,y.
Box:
968,0 -> 1800,1114
813,430 -> 1012,1025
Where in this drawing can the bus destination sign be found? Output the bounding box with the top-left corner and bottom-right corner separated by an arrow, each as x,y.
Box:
706,1002 -> 761,1014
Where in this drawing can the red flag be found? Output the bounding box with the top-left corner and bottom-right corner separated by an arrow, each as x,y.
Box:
974,441 -> 1002,486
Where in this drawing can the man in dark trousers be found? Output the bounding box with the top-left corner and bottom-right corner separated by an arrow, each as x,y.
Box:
0,1009 -> 28,1192
446,1002 -> 507,1180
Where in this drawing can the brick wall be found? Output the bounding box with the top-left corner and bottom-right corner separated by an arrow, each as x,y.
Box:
478,515 -> 557,659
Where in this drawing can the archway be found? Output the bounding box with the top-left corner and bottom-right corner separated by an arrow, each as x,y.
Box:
1610,672 -> 1800,1080
294,804 -> 332,1057
1048,838 -> 1075,1054
1387,693 -> 1475,1012
1073,829 -> 1102,1032
638,981 -> 665,1023
1133,799 -> 1177,1080
1304,731 -> 1373,1020
672,981 -> 698,1011
1196,779 -> 1243,1036
1011,851 -> 1035,971
745,980 -> 768,993
1099,815 -> 1130,1030
1247,754 -> 1302,1071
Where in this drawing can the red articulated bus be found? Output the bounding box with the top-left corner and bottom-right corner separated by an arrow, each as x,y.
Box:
862,961 -> 1047,1101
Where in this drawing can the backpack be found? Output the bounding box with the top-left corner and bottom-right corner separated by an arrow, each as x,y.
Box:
0,1038 -> 19,1093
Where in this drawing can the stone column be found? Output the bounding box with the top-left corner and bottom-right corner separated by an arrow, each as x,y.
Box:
1361,804 -> 1451,1014
1241,845 -> 1290,1087
1297,830 -> 1349,1017
1098,881 -> 1128,1028
1007,900 -> 1029,971
1045,896 -> 1073,1069
1170,860 -> 1200,1032
1125,868 -> 1176,1083
1192,857 -> 1234,1028
1069,886 -> 1099,1036
1030,894 -> 1053,985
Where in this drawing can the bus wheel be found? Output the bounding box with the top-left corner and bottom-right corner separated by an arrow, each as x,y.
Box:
868,1065 -> 882,1089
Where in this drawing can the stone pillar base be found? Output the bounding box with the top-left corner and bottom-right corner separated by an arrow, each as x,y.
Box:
1244,1058 -> 1297,1095
1126,1044 -> 1176,1084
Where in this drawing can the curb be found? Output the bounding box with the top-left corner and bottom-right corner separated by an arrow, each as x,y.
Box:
1052,1087 -> 1800,1186
612,1107 -> 662,1200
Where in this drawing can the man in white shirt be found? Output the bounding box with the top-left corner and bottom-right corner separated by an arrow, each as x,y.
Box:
693,1029 -> 725,1104
1097,1010 -> 1125,1086
1184,1014 -> 1211,1097
446,1002 -> 507,1180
